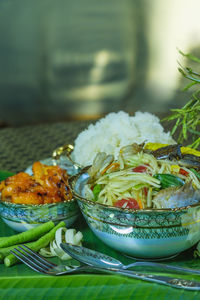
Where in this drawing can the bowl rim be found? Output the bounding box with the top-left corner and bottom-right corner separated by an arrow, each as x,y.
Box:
0,197 -> 76,208
69,168 -> 200,213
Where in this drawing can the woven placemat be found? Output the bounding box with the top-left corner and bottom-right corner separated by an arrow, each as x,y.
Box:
0,121 -> 91,173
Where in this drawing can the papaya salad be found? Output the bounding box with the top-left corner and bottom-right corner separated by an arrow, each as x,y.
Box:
84,143 -> 200,209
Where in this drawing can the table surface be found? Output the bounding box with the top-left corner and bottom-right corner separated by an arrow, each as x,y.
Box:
0,121 -> 200,300
0,121 -> 91,173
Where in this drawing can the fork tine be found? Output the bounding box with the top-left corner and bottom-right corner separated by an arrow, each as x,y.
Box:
10,249 -> 49,274
21,245 -> 57,268
15,246 -> 54,271
11,245 -> 84,276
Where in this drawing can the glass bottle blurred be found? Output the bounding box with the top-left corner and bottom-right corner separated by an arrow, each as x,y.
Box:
0,0 -> 147,125
42,0 -> 138,118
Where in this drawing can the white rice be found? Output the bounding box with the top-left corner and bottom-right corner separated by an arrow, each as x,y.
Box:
72,111 -> 175,166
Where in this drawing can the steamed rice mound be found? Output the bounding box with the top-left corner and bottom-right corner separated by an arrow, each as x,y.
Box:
72,111 -> 175,166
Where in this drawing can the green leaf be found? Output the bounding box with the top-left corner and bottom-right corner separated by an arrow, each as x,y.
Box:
163,49 -> 200,148
0,170 -> 15,182
188,128 -> 200,136
184,74 -> 200,83
179,49 -> 200,63
188,137 -> 200,149
178,67 -> 186,77
182,115 -> 187,139
182,81 -> 197,92
171,118 -> 180,135
0,216 -> 199,299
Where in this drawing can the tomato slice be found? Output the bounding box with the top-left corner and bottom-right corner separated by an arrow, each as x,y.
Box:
114,198 -> 140,209
143,187 -> 148,197
132,166 -> 147,173
179,168 -> 189,176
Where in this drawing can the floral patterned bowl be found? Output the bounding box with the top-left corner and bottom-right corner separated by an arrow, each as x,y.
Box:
0,198 -> 80,232
0,144 -> 81,232
70,169 -> 200,260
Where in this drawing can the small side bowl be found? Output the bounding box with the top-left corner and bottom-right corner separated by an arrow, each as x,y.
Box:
0,198 -> 80,232
4,145 -> 82,232
70,169 -> 200,260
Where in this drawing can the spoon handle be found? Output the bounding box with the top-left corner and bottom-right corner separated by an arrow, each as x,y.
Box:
125,261 -> 200,275
101,267 -> 200,290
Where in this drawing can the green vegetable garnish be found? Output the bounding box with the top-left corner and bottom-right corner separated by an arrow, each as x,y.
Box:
0,170 -> 15,182
164,50 -> 200,149
154,174 -> 185,189
92,184 -> 102,201
190,168 -> 200,180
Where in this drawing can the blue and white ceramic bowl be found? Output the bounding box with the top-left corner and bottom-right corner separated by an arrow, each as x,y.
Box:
0,198 -> 80,232
0,144 -> 82,232
70,169 -> 200,260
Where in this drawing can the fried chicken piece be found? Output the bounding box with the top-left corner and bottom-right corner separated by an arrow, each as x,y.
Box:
12,192 -> 42,205
0,172 -> 36,201
0,162 -> 72,204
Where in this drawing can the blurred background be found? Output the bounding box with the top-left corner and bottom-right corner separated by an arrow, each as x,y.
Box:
0,0 -> 200,126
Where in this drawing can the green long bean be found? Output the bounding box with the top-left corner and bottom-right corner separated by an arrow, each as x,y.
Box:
4,221 -> 65,267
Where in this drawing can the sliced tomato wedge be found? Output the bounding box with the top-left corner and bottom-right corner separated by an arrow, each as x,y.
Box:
132,165 -> 147,173
179,168 -> 189,176
114,198 -> 140,209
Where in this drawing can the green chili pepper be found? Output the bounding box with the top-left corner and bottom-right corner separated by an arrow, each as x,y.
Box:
154,174 -> 185,189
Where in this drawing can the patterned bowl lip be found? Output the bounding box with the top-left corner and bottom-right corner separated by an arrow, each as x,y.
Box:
69,168 -> 200,214
0,194 -> 76,209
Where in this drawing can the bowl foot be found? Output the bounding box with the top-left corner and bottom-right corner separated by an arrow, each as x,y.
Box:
123,252 -> 180,262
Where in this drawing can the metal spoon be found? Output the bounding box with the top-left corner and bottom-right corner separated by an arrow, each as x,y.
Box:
60,243 -> 200,275
52,144 -> 82,171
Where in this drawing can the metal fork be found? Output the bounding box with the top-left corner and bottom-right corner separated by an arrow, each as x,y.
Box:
11,245 -> 200,291
11,245 -> 87,276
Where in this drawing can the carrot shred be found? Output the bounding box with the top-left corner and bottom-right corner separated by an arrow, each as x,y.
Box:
138,199 -> 143,209
101,163 -> 119,175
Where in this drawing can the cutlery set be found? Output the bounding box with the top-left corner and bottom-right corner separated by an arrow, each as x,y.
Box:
11,243 -> 200,291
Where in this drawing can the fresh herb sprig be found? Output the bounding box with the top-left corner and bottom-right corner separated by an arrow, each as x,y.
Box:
164,50 -> 200,149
